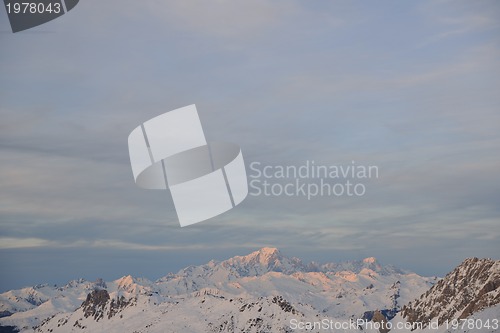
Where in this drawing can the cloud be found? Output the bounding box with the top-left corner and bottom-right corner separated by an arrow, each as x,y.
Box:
0,237 -> 54,249
417,0 -> 500,47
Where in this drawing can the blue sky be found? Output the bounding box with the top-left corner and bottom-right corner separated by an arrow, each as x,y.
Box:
1,0 -> 499,291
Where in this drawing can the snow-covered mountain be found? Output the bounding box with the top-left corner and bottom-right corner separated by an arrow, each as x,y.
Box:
0,248 -> 497,333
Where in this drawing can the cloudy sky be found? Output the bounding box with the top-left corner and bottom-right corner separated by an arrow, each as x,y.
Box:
1,0 -> 499,291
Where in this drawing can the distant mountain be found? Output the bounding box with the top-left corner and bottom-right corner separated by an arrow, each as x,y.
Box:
1,248 -> 496,333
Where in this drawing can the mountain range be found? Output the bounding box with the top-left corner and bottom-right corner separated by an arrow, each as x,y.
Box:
0,247 -> 498,333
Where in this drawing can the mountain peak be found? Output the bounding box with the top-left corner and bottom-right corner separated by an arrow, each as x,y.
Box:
114,275 -> 135,288
258,247 -> 279,255
255,247 -> 281,259
363,257 -> 378,264
232,247 -> 283,265
217,247 -> 306,276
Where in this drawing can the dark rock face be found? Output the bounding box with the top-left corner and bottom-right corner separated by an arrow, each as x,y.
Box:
272,296 -> 299,315
81,289 -> 133,322
401,258 -> 500,328
108,296 -> 132,319
0,326 -> 19,333
82,289 -> 110,321
0,312 -> 13,319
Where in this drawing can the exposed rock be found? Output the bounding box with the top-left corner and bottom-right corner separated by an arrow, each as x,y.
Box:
401,258 -> 500,328
81,290 -> 109,321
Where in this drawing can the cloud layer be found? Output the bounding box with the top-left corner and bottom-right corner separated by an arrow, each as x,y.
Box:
0,0 -> 499,291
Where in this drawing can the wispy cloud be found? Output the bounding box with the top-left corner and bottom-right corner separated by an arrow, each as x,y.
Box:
417,1 -> 499,47
0,237 -> 54,249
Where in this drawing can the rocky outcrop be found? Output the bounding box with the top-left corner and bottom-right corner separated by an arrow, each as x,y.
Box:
401,258 -> 500,327
81,290 -> 109,321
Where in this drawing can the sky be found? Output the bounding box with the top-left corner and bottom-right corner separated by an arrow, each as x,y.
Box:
0,0 -> 499,292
